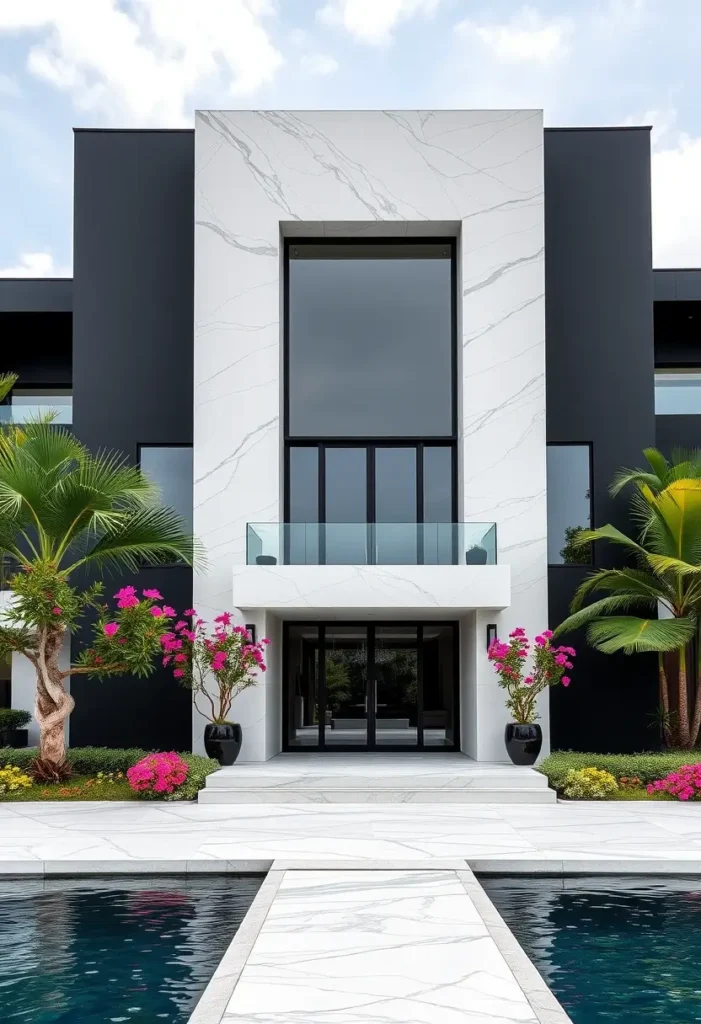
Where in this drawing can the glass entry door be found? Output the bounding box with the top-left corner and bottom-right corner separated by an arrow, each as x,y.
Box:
285,622 -> 457,750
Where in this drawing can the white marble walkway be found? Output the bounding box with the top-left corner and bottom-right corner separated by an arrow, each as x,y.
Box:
1,799 -> 700,873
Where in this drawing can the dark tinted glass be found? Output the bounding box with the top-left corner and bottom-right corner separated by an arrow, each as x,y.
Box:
546,445 -> 592,564
325,448 -> 367,563
375,447 -> 417,564
288,243 -> 453,437
140,446 -> 193,533
423,446 -> 453,521
289,447 -> 318,521
287,625 -> 320,747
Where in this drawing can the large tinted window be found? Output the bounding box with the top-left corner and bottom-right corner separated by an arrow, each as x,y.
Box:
287,242 -> 454,437
140,446 -> 193,533
546,445 -> 592,565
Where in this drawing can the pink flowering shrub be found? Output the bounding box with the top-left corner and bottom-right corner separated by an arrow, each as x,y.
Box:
126,752 -> 189,798
75,586 -> 177,678
163,610 -> 269,724
647,764 -> 701,801
488,627 -> 576,724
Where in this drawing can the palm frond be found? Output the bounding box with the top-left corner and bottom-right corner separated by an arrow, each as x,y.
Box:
0,373 -> 18,405
586,615 -> 696,655
555,593 -> 659,636
576,524 -> 647,557
75,504 -> 198,573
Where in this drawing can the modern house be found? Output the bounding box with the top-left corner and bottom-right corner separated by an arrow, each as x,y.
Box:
0,109 -> 696,761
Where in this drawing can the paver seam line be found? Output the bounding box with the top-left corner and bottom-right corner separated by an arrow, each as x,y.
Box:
186,868 -> 286,1024
457,867 -> 574,1024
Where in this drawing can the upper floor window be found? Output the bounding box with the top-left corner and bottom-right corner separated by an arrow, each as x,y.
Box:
546,444 -> 592,565
0,389 -> 72,425
655,370 -> 701,414
139,445 -> 193,533
286,241 -> 455,438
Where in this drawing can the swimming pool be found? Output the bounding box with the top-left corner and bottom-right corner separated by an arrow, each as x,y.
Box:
0,875 -> 261,1023
482,875 -> 701,1024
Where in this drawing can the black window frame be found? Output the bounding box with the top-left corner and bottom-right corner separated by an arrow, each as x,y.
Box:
546,441 -> 595,568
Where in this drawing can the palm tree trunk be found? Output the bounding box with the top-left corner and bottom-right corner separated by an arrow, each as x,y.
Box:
658,653 -> 672,746
691,632 -> 701,748
678,644 -> 691,748
34,625 -> 74,768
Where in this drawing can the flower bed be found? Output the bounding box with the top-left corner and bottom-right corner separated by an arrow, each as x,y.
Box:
539,751 -> 701,799
0,747 -> 218,801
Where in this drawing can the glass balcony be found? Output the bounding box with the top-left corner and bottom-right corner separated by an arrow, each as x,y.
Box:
246,523 -> 497,566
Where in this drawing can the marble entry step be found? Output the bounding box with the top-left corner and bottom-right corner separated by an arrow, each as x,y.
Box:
199,763 -> 555,804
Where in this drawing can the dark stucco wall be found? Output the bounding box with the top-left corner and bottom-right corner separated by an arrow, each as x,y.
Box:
70,129 -> 194,751
544,127 -> 658,753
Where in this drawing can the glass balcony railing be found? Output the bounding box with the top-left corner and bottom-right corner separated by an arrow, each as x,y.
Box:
246,523 -> 497,566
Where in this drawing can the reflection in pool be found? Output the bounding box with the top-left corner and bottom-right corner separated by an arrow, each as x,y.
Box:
0,875 -> 261,1023
481,876 -> 701,1024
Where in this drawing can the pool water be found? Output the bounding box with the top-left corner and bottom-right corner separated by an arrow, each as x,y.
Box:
482,876 -> 701,1023
0,875 -> 261,1023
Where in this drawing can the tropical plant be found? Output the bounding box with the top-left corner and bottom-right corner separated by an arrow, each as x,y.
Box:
611,446 -> 701,497
488,627 -> 576,724
647,764 -> 701,800
0,374 -> 196,773
126,751 -> 189,797
0,708 -> 31,731
166,611 -> 269,724
555,459 -> 701,749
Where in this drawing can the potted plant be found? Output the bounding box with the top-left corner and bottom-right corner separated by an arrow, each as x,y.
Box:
488,628 -> 576,765
165,611 -> 269,765
0,708 -> 32,748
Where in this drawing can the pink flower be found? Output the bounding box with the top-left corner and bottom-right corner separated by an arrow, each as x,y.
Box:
184,608 -> 196,616
561,676 -> 571,687
554,653 -> 568,666
174,653 -> 187,663
262,638 -> 271,645
52,606 -> 62,615
150,606 -> 164,617
509,627 -> 526,637
103,622 -> 119,637
175,620 -> 188,631
142,588 -> 163,600
542,629 -> 553,639
215,612 -> 232,626
118,594 -> 139,609
162,655 -> 171,666
162,605 -> 176,617
173,669 -> 184,678
115,586 -> 136,600
523,676 -> 533,686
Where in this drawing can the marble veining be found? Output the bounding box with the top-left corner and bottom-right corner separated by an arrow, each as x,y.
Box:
193,108 -> 547,761
222,870 -> 541,1023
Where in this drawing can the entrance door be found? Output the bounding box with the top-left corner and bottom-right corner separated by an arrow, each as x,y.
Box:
284,623 -> 457,750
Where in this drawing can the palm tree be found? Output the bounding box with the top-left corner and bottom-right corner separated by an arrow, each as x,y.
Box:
611,446 -> 701,497
0,376 -> 196,770
555,478 -> 701,748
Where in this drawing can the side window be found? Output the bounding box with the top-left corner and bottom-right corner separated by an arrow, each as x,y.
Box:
546,445 -> 592,565
139,446 -> 193,533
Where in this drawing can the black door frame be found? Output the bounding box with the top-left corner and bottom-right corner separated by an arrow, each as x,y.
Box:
282,620 -> 460,752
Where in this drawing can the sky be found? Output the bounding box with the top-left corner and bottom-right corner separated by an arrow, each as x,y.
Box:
1,0 -> 700,276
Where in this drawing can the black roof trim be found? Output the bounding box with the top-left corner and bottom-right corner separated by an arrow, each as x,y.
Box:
0,278 -> 73,313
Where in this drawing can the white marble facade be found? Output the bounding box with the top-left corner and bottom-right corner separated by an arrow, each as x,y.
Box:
194,110 -> 547,761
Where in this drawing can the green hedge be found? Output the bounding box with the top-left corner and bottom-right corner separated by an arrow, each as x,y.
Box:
539,750 -> 701,788
0,746 -> 219,799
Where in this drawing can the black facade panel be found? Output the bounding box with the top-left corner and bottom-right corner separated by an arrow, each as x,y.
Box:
70,130 -> 194,752
0,278 -> 72,313
2,312 -> 72,386
656,414 -> 701,455
544,127 -> 657,752
654,300 -> 701,366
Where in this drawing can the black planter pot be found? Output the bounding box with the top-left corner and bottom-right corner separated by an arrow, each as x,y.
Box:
504,723 -> 542,766
204,723 -> 242,766
0,728 -> 29,749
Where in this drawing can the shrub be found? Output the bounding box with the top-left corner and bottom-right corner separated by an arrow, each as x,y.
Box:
538,751 -> 701,788
0,746 -> 219,800
648,765 -> 701,801
562,767 -> 619,799
0,765 -> 32,794
127,752 -> 189,797
0,709 -> 32,731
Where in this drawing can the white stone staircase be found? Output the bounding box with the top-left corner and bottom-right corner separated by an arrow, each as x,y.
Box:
198,753 -> 556,804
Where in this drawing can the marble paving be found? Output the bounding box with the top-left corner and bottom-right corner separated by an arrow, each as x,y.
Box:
221,869 -> 553,1024
1,799 -> 700,873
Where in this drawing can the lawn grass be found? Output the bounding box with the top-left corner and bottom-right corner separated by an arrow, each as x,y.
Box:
0,777 -> 139,801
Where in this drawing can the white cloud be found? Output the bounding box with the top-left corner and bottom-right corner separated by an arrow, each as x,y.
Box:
317,0 -> 441,45
0,251 -> 71,278
0,0 -> 283,127
455,6 -> 572,65
300,52 -> 339,76
652,133 -> 701,267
